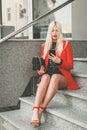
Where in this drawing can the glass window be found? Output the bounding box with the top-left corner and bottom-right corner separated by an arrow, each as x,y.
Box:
33,0 -> 72,39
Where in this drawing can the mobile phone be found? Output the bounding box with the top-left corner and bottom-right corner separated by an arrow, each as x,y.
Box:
49,49 -> 55,55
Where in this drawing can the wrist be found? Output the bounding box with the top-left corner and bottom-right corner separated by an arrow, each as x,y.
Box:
56,59 -> 63,66
59,59 -> 63,65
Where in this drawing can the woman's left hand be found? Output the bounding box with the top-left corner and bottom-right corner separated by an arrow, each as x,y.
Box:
37,65 -> 45,75
49,53 -> 61,64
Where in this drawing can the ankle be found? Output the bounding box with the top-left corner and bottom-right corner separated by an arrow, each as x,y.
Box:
33,106 -> 39,110
39,106 -> 45,112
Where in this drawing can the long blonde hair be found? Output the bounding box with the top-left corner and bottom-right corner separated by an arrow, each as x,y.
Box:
43,21 -> 64,58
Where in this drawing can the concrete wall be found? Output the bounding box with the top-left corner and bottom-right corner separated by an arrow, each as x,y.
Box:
0,27 -> 1,39
72,0 -> 87,40
0,40 -> 42,108
0,40 -> 87,108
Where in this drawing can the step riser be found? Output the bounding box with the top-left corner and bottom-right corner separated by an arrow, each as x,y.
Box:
20,101 -> 32,115
71,97 -> 87,112
0,117 -> 19,130
53,93 -> 87,112
0,117 -> 1,130
73,76 -> 87,88
20,100 -> 86,130
74,61 -> 87,72
20,95 -> 87,119
0,111 -> 86,130
0,110 -> 59,130
20,92 -> 87,114
44,112 -> 86,130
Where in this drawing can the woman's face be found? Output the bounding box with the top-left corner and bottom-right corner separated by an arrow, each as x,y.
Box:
51,25 -> 60,42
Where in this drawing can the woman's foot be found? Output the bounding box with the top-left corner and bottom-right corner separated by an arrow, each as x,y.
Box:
30,106 -> 40,126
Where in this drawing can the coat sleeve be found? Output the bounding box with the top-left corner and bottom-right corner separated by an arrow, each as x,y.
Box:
40,44 -> 45,67
59,42 -> 73,70
40,43 -> 45,58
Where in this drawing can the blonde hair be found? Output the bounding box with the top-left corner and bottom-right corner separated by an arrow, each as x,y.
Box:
43,21 -> 64,58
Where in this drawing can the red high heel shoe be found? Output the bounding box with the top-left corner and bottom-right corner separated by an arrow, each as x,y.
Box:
39,106 -> 45,122
30,106 -> 40,126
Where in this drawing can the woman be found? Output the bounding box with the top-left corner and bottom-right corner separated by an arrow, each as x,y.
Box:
30,21 -> 79,126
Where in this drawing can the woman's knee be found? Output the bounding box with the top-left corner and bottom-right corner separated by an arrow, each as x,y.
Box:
51,74 -> 67,88
51,74 -> 61,83
41,74 -> 50,82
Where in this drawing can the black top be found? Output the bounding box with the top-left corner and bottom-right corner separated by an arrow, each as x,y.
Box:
52,42 -> 56,50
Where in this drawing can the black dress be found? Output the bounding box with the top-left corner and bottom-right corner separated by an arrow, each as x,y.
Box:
46,42 -> 63,76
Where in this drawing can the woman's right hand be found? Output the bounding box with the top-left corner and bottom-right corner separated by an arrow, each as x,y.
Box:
37,66 -> 45,75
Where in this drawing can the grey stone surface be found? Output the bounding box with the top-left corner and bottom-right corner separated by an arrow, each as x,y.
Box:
19,96 -> 87,129
73,58 -> 87,73
73,75 -> 87,88
45,110 -> 87,130
71,40 -> 87,58
0,110 -> 58,130
0,40 -> 42,108
0,115 -> 1,130
1,93 -> 87,130
19,96 -> 34,114
53,89 -> 87,112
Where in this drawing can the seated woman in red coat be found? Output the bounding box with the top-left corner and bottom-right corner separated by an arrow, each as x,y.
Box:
30,21 -> 79,126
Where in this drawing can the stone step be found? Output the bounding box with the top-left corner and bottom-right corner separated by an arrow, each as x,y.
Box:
20,87 -> 87,113
71,70 -> 87,88
53,87 -> 87,112
73,58 -> 87,73
46,103 -> 87,130
0,110 -> 58,130
19,96 -> 87,130
74,58 -> 87,61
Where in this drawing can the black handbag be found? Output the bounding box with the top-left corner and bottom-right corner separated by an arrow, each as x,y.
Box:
32,56 -> 42,70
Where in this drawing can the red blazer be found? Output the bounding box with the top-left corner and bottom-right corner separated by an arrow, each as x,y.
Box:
40,40 -> 80,90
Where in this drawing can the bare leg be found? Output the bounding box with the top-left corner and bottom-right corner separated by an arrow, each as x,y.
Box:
39,74 -> 67,120
41,74 -> 67,107
34,74 -> 50,105
31,74 -> 50,123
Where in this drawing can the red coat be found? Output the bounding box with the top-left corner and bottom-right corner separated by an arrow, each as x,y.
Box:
40,40 -> 80,90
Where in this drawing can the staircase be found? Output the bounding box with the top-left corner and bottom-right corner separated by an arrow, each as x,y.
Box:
0,58 -> 87,130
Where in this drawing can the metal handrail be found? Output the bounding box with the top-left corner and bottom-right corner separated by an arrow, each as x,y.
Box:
0,0 -> 75,44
